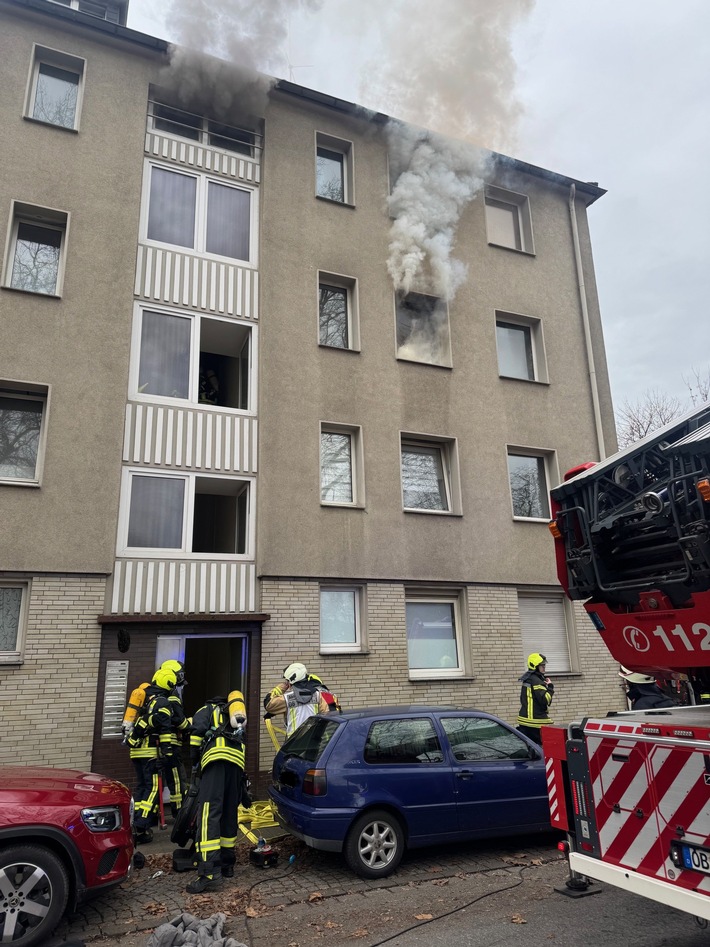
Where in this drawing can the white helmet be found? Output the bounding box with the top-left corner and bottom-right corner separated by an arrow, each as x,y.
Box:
283,662 -> 308,684
619,665 -> 655,684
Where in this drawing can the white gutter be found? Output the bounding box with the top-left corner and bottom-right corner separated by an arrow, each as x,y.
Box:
569,183 -> 606,460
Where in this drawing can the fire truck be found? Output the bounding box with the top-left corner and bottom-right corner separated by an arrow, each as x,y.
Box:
542,401 -> 710,921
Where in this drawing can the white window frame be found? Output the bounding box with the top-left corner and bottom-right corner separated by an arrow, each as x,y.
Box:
518,589 -> 576,674
0,381 -> 50,487
320,422 -> 365,508
317,271 -> 360,351
147,100 -> 258,157
400,433 -> 461,515
128,304 -> 257,414
485,185 -> 534,254
395,291 -> 452,368
48,0 -> 125,22
118,468 -> 255,558
495,310 -> 548,383
319,584 -> 367,654
0,579 -> 30,664
405,589 -> 467,680
315,131 -> 354,205
2,202 -> 69,297
140,161 -> 258,267
506,445 -> 558,522
25,45 -> 86,132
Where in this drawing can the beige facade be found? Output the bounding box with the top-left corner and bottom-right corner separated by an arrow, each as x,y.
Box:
0,0 -> 625,781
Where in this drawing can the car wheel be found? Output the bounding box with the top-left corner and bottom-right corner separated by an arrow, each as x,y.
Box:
344,809 -> 404,878
0,844 -> 70,947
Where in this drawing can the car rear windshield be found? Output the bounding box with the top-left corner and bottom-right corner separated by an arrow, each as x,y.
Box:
280,716 -> 339,762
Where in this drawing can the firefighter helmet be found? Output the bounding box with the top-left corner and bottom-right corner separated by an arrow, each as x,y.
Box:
152,666 -> 178,691
619,665 -> 655,684
161,659 -> 186,686
527,652 -> 547,671
283,662 -> 308,684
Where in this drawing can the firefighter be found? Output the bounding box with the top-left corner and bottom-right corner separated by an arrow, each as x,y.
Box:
517,652 -> 554,745
619,666 -> 676,710
186,691 -> 248,893
264,662 -> 330,736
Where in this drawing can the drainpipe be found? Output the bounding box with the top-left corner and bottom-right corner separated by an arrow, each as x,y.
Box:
569,183 -> 607,460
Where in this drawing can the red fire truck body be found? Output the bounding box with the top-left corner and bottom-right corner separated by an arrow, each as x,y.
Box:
543,403 -> 710,918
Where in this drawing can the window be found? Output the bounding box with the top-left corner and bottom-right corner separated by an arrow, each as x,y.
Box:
0,582 -> 29,663
485,185 -> 534,253
364,718 -> 444,764
518,591 -> 573,674
320,423 -> 363,506
507,450 -> 553,520
3,203 -> 68,296
320,586 -> 365,652
144,164 -> 254,263
318,273 -> 359,350
121,471 -> 252,556
495,311 -> 547,383
0,383 -> 48,484
131,308 -> 253,411
396,292 -> 451,367
48,0 -> 125,24
441,716 -> 532,761
26,47 -> 85,131
406,592 -> 465,678
400,435 -> 460,514
279,715 -> 339,762
315,132 -> 353,204
148,101 -> 256,156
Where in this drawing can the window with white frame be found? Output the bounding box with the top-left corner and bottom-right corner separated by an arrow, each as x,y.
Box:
26,46 -> 85,131
148,100 -> 256,156
3,203 -> 68,296
315,132 -> 353,204
49,0 -> 125,23
318,273 -> 359,350
485,185 -> 534,254
401,435 -> 459,513
495,311 -> 547,383
121,471 -> 251,556
0,383 -> 48,484
132,308 -> 253,411
144,164 -> 254,264
507,450 -> 552,520
320,423 -> 363,506
518,591 -> 573,674
0,581 -> 29,663
396,292 -> 451,367
406,592 -> 465,678
320,586 -> 365,652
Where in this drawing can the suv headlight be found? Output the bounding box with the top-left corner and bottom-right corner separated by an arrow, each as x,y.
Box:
81,806 -> 123,832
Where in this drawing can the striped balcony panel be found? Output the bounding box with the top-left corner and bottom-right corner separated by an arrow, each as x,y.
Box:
145,131 -> 261,184
123,403 -> 258,474
135,246 -> 258,319
108,559 -> 257,615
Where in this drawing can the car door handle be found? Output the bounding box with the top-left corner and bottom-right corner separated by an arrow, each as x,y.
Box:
456,770 -> 473,779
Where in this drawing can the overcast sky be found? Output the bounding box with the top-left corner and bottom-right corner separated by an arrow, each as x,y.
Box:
129,1 -> 710,414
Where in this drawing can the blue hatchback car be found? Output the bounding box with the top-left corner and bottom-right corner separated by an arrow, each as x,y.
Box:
268,705 -> 551,878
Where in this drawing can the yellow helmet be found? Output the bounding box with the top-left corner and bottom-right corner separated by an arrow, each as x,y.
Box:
161,659 -> 185,685
152,666 -> 177,691
527,652 -> 547,671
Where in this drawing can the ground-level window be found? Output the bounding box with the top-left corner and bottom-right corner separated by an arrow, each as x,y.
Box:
405,592 -> 465,679
518,591 -> 573,674
320,586 -> 365,652
0,581 -> 29,663
0,383 -> 48,484
507,450 -> 552,520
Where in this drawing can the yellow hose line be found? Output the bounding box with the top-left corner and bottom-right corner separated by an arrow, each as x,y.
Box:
265,717 -> 286,750
238,800 -> 281,845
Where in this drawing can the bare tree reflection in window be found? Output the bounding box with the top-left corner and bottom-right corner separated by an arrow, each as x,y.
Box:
0,397 -> 43,479
32,64 -> 79,128
11,223 -> 61,295
319,284 -> 348,348
0,587 -> 22,651
508,454 -> 549,518
321,432 -> 353,502
316,148 -> 345,202
401,444 -> 448,510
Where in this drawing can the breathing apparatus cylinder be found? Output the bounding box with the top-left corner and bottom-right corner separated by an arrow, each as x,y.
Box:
122,682 -> 151,735
228,689 -> 247,729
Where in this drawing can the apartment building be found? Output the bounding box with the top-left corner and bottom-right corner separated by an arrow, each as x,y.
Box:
0,0 -> 624,786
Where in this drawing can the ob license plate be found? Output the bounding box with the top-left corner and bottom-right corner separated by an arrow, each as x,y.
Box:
682,844 -> 710,874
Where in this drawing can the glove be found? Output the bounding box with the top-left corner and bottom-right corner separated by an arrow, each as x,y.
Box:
241,776 -> 253,809
263,712 -> 274,720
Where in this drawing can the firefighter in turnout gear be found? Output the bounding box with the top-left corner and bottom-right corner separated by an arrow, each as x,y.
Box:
264,662 -> 329,736
130,666 -> 189,842
517,652 -> 554,746
186,691 -> 248,894
619,666 -> 676,710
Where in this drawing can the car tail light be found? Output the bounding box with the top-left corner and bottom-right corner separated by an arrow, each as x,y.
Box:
302,769 -> 327,796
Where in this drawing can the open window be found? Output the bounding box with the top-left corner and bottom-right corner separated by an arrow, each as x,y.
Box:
318,272 -> 359,351
148,100 -> 257,157
396,292 -> 451,368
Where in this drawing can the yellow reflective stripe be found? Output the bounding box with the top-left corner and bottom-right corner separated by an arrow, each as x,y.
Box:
201,746 -> 245,768
220,835 -> 238,846
190,736 -> 203,747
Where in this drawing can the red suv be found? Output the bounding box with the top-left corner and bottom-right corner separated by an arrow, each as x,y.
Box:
0,766 -> 134,947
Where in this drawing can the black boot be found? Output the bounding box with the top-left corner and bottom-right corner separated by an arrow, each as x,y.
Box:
186,874 -> 221,894
221,865 -> 234,878
134,828 -> 153,845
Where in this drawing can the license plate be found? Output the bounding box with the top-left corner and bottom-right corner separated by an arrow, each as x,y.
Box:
682,844 -> 710,874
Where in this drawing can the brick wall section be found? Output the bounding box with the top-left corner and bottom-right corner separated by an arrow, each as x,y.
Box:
258,578 -> 626,775
0,575 -> 105,768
